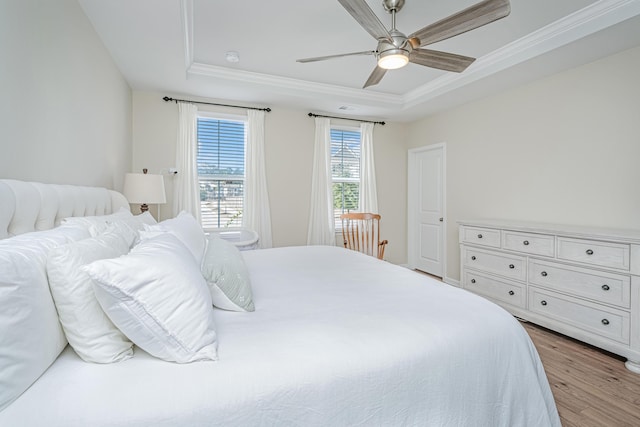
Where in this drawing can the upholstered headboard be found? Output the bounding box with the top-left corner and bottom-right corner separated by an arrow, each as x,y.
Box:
0,179 -> 129,239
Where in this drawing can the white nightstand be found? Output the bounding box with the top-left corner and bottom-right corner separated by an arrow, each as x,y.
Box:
209,228 -> 259,251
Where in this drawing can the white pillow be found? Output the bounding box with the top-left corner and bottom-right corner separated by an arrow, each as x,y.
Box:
0,225 -> 90,411
110,211 -> 158,247
201,237 -> 255,312
47,224 -> 136,363
61,207 -> 133,235
84,233 -> 218,363
113,211 -> 157,231
141,211 -> 206,265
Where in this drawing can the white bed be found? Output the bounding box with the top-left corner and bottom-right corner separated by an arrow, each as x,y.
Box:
0,180 -> 560,426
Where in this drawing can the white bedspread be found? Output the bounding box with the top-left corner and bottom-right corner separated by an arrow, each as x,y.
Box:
1,246 -> 560,426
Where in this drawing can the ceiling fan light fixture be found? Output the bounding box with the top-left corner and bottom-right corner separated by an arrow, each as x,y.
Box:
377,50 -> 409,70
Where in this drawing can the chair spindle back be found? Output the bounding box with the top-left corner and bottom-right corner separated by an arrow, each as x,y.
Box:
340,212 -> 388,260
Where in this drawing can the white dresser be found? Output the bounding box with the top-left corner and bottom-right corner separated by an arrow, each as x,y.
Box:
458,219 -> 640,373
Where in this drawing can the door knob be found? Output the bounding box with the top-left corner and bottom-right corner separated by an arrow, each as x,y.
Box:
439,218 -> 443,222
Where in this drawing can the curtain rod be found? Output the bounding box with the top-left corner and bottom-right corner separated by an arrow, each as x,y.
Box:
162,96 -> 271,112
308,112 -> 385,126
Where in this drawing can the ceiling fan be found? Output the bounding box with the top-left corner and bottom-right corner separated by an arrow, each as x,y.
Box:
297,0 -> 511,88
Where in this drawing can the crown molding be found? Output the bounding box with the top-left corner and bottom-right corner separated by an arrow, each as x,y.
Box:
180,0 -> 194,70
187,62 -> 404,106
180,0 -> 640,112
402,0 -> 640,109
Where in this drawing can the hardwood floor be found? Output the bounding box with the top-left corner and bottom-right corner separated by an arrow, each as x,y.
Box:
522,321 -> 640,427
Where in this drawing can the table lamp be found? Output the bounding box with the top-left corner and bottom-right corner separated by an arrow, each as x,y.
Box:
123,169 -> 167,214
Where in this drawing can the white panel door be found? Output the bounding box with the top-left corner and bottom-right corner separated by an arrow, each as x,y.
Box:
408,144 -> 445,277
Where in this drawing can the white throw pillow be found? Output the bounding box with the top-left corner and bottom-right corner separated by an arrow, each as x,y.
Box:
141,211 -> 206,265
0,225 -> 90,411
114,211 -> 157,231
61,207 -> 133,235
110,211 -> 158,247
84,233 -> 218,363
62,209 -> 157,242
47,224 -> 136,363
201,237 -> 255,312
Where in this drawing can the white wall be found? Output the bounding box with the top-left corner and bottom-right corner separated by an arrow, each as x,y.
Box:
407,45 -> 640,281
132,91 -> 407,264
0,0 -> 132,190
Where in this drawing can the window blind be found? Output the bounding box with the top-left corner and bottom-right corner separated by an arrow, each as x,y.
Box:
197,118 -> 246,229
331,129 -> 361,228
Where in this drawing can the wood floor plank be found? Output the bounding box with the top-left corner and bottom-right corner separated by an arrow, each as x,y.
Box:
521,321 -> 640,427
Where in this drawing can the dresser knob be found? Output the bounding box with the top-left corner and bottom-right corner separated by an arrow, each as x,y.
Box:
540,300 -> 547,306
471,279 -> 476,284
602,319 -> 610,326
471,256 -> 476,261
477,234 -> 483,239
602,284 -> 610,291
508,290 -> 515,296
541,271 -> 548,277
508,264 -> 515,269
523,240 -> 529,246
586,249 -> 594,255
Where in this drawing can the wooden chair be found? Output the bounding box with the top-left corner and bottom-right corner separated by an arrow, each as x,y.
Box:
340,213 -> 388,260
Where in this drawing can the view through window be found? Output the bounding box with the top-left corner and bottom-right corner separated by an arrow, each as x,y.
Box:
197,117 -> 246,230
331,128 -> 361,229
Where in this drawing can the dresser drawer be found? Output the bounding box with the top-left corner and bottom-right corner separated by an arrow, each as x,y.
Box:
463,270 -> 526,308
462,247 -> 526,281
502,231 -> 555,257
529,260 -> 631,308
529,287 -> 630,344
460,226 -> 500,248
557,237 -> 630,270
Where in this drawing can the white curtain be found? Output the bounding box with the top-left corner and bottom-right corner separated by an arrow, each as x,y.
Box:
358,122 -> 379,213
243,110 -> 273,248
307,117 -> 335,245
173,102 -> 201,222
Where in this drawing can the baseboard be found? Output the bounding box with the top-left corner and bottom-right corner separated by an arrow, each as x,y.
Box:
443,277 -> 460,287
398,266 -> 459,287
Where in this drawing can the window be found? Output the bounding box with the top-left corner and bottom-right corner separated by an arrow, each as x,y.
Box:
331,128 -> 361,229
197,116 -> 246,230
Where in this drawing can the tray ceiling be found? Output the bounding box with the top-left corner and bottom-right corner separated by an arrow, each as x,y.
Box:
79,0 -> 640,121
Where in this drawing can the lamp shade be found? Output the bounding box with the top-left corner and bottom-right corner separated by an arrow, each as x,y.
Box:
123,172 -> 166,205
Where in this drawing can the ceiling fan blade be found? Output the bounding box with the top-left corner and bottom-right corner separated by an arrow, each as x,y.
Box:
297,50 -> 375,63
363,66 -> 387,89
338,0 -> 391,41
409,0 -> 511,46
409,49 -> 476,72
